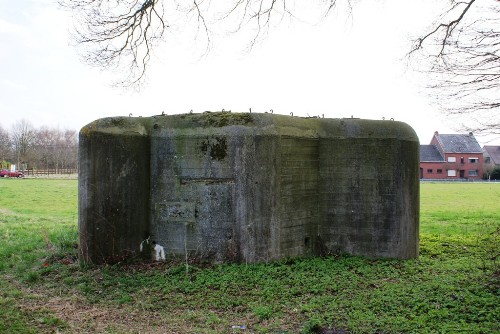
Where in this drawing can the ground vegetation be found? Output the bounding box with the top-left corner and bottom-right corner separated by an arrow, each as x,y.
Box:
0,180 -> 498,333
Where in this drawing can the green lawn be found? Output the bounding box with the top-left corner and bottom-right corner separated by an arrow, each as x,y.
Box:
0,179 -> 498,333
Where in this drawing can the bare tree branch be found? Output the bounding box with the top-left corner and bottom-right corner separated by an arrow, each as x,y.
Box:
60,0 -> 167,87
410,0 -> 476,57
410,0 -> 500,136
60,0 -> 346,86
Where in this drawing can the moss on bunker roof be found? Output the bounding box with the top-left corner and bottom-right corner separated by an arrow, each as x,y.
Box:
80,112 -> 418,142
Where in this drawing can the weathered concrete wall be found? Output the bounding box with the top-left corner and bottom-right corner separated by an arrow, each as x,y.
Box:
79,118 -> 151,263
318,121 -> 420,259
79,113 -> 419,264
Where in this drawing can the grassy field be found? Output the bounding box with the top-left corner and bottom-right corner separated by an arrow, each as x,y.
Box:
0,179 -> 498,333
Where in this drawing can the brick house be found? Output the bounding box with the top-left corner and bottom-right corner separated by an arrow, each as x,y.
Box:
483,146 -> 500,167
483,146 -> 500,180
420,131 -> 483,180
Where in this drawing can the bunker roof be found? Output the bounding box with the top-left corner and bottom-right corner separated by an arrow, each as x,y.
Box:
81,112 -> 419,143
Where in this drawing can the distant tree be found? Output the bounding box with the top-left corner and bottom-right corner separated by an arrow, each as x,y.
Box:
410,0 -> 500,136
10,119 -> 36,170
490,166 -> 500,180
483,162 -> 494,180
0,126 -> 12,169
59,129 -> 78,170
32,127 -> 78,171
34,127 -> 59,170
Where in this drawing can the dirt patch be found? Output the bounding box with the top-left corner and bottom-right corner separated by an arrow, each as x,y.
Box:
9,278 -> 186,334
24,295 -> 168,333
0,208 -> 14,215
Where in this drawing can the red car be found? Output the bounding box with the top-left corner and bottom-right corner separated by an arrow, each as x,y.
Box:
0,169 -> 24,178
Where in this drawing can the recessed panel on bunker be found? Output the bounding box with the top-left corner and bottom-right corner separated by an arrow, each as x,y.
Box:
279,137 -> 320,258
151,133 -> 235,261
79,113 -> 419,264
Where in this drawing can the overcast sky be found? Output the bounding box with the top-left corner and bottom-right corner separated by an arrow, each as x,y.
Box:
1,0 -> 498,146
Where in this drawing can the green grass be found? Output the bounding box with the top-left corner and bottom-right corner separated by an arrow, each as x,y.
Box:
0,179 -> 498,333
0,178 -> 77,217
421,183 -> 500,235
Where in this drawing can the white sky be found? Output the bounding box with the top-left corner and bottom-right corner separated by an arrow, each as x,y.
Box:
0,0 -> 498,146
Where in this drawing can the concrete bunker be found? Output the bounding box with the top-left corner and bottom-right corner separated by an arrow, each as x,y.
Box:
79,113 -> 419,264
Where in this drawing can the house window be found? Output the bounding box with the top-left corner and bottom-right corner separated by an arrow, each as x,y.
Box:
468,157 -> 479,163
469,170 -> 478,177
437,169 -> 443,174
448,157 -> 456,163
485,157 -> 491,163
448,170 -> 456,177
427,169 -> 433,173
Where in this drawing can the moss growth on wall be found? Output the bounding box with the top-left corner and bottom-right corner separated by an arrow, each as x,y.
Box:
172,112 -> 254,128
200,136 -> 228,161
